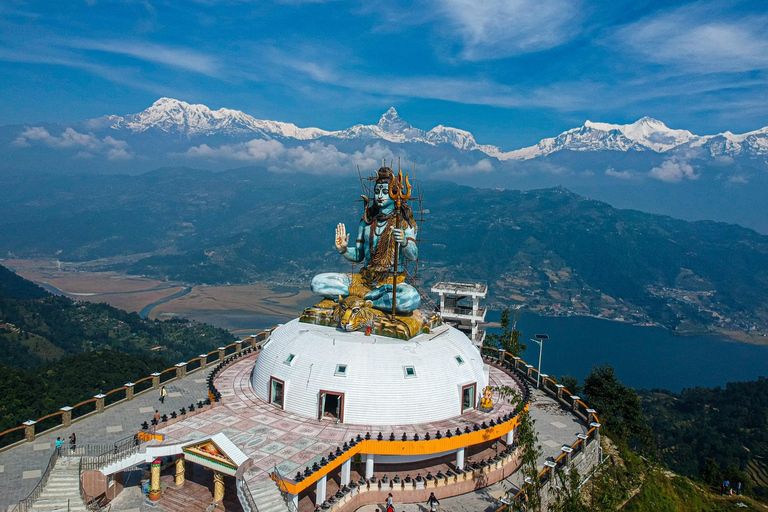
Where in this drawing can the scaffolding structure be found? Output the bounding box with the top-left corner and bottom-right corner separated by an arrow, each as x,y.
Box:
431,282 -> 488,346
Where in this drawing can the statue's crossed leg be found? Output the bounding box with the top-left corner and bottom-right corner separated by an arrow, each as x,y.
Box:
311,272 -> 421,314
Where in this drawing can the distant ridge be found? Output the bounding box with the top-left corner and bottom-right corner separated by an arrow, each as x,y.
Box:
77,98 -> 768,160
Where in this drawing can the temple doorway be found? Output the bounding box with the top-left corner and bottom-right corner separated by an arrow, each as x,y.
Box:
318,391 -> 344,423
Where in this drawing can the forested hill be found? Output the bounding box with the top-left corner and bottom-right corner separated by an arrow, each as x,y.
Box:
641,379 -> 768,497
2,168 -> 767,336
0,263 -> 48,300
0,264 -> 235,369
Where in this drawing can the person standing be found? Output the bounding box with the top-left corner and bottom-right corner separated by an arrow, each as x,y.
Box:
153,410 -> 161,423
55,437 -> 64,454
385,493 -> 393,511
69,432 -> 76,452
427,491 -> 439,512
160,385 -> 167,404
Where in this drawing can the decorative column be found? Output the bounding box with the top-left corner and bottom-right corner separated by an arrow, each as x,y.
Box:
512,356 -> 521,372
175,457 -> 185,487
289,494 -> 299,510
175,362 -> 187,380
365,453 -> 375,479
505,427 -> 515,445
235,340 -> 243,354
316,474 -> 327,505
218,347 -> 226,363
60,406 -> 73,427
341,458 -> 351,486
570,396 -> 580,413
151,372 -> 161,390
555,384 -> 565,399
590,422 -> 602,444
199,354 -> 208,370
525,364 -> 534,380
125,383 -> 135,401
95,394 -> 106,413
561,446 -> 573,464
456,447 -> 465,469
23,420 -> 36,442
149,458 -> 162,501
213,471 -> 225,502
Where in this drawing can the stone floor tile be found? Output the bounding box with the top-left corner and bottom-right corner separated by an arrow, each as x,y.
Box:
22,470 -> 41,479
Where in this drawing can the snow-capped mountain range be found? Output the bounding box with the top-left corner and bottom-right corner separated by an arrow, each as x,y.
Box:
78,98 -> 767,160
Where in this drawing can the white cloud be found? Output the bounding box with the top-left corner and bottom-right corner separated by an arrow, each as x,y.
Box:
433,158 -> 496,178
434,0 -> 582,60
605,167 -> 634,180
62,38 -> 221,76
649,155 -> 699,183
182,138 -> 398,175
614,6 -> 768,73
12,126 -> 133,159
727,175 -> 748,184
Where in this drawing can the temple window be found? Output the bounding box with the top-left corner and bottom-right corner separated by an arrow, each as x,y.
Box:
284,354 -> 296,365
455,356 -> 464,365
335,364 -> 348,377
403,366 -> 417,378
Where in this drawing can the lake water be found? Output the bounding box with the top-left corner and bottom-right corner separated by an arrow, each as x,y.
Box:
486,311 -> 768,392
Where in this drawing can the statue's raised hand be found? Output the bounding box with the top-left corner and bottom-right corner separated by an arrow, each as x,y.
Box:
335,223 -> 350,253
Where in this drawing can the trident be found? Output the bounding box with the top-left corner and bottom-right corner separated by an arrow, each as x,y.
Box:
388,167 -> 412,317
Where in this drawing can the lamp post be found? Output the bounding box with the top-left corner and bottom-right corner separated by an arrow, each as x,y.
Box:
531,334 -> 549,389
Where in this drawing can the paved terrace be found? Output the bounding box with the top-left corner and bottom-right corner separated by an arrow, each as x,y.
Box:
0,346 -> 591,512
0,368 -> 214,511
157,353 -> 524,487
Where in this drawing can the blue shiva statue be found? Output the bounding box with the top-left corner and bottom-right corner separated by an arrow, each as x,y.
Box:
311,166 -> 421,313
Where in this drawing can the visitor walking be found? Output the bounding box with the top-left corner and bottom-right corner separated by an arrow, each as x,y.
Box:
385,492 -> 394,512
160,385 -> 167,404
427,491 -> 440,511
69,432 -> 76,452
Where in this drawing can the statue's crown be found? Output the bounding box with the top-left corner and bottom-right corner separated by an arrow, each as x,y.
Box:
376,166 -> 394,184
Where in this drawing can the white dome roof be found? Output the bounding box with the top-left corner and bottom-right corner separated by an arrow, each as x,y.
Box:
251,319 -> 489,425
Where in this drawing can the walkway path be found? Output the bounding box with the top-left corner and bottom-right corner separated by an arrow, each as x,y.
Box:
0,368 -> 213,511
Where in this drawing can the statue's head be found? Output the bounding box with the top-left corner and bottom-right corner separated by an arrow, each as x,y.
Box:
374,166 -> 395,210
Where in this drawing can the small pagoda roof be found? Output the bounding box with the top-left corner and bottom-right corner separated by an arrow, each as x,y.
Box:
431,282 -> 488,297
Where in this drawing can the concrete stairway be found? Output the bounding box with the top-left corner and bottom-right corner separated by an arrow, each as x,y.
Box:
244,480 -> 290,512
29,457 -> 86,512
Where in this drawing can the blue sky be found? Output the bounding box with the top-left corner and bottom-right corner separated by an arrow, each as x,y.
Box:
1,0 -> 767,148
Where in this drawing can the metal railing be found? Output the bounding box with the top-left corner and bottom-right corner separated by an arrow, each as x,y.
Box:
79,458 -> 110,512
11,446 -> 59,512
238,479 -> 260,512
272,466 -> 299,512
80,433 -> 144,470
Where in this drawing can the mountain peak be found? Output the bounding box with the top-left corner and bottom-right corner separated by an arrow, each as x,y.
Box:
377,107 -> 412,134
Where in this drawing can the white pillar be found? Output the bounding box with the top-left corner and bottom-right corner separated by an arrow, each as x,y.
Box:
341,458 -> 351,486
316,474 -> 327,504
365,453 -> 375,479
506,427 -> 514,445
290,493 -> 299,509
456,447 -> 465,469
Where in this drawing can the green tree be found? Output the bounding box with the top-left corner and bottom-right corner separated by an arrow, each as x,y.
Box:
512,408 -> 543,512
583,364 -> 653,452
549,465 -> 588,512
558,375 -> 581,396
487,307 -> 525,356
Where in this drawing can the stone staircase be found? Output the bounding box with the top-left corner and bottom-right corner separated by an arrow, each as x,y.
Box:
243,480 -> 290,512
29,457 -> 86,512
